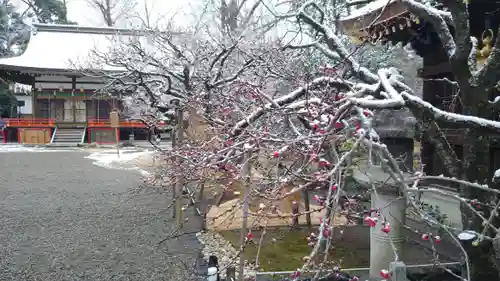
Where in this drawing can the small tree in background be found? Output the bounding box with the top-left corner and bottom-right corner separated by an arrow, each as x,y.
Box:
0,0 -> 30,56
0,84 -> 17,118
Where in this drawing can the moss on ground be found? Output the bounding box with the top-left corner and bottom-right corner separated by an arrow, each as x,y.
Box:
219,228 -> 369,271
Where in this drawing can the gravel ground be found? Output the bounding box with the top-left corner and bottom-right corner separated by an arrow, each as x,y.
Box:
0,150 -> 202,281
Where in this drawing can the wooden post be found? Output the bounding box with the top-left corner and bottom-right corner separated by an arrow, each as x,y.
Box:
226,266 -> 236,281
175,108 -> 184,227
389,261 -> 407,281
109,110 -> 120,157
171,125 -> 177,219
302,189 -> 312,226
115,128 -> 119,156
291,201 -> 299,228
238,150 -> 252,281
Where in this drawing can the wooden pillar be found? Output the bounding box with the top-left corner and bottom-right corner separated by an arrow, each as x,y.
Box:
420,47 -> 457,179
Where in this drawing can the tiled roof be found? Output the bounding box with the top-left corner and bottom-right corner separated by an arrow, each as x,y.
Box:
0,23 -> 146,72
339,0 -> 411,38
340,0 -> 396,21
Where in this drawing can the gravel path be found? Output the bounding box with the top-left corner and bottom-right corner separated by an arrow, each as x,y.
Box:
0,150 -> 202,281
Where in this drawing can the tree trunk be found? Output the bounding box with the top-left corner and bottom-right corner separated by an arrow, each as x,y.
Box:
461,96 -> 499,280
105,0 -> 113,26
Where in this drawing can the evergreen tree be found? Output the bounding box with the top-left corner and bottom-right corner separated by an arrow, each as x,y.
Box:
0,84 -> 17,118
21,0 -> 76,24
0,0 -> 29,56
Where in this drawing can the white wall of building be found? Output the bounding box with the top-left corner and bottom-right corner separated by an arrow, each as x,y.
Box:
15,95 -> 33,115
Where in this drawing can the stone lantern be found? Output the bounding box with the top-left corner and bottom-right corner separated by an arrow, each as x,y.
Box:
353,108 -> 417,279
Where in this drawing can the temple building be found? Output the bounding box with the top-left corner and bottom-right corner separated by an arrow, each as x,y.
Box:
0,23 -> 148,145
339,1 -> 500,279
339,0 -> 500,177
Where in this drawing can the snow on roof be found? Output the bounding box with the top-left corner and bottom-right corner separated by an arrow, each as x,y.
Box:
0,23 -> 147,72
341,0 -> 395,21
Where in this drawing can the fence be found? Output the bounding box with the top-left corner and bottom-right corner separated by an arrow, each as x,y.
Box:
207,261 -> 461,281
252,262 -> 461,281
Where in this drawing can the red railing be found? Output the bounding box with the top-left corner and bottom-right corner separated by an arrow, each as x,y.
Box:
2,118 -> 146,128
87,118 -> 146,128
3,118 -> 56,127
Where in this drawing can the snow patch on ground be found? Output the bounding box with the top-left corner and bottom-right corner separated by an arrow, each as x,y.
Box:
0,145 -> 77,153
85,149 -> 153,176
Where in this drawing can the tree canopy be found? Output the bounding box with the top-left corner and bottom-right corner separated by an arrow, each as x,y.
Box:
21,0 -> 76,24
0,84 -> 17,118
0,0 -> 29,56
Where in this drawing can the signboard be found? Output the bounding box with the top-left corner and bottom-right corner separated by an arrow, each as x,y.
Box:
109,111 -> 119,128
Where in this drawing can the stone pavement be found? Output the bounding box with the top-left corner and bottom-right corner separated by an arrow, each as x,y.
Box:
0,150 -> 202,281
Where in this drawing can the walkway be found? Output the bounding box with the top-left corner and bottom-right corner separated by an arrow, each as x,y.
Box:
0,149 -> 201,281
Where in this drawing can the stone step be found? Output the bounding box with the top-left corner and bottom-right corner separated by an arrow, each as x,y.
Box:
53,137 -> 82,141
53,135 -> 83,139
53,134 -> 83,138
53,135 -> 82,139
55,131 -> 84,135
52,128 -> 86,144
56,130 -> 83,135
53,133 -> 83,137
53,140 -> 81,143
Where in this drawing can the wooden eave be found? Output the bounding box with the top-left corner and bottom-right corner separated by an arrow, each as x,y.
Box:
339,1 -> 411,38
0,68 -> 35,85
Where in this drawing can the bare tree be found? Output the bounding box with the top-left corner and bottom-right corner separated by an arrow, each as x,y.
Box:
85,0 -> 136,26
84,0 -> 500,280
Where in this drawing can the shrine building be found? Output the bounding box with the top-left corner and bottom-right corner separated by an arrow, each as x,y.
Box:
338,0 -> 500,178
0,23 -> 150,145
